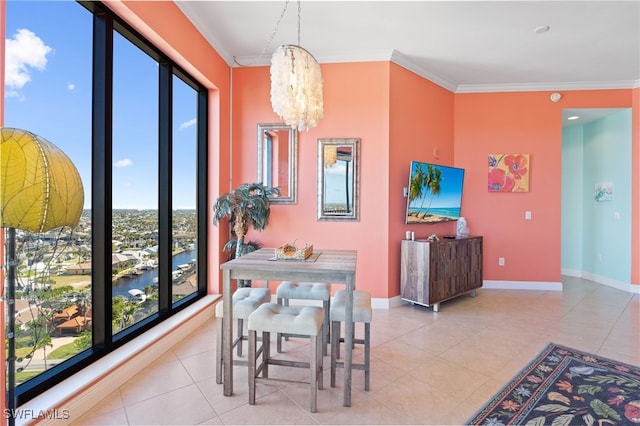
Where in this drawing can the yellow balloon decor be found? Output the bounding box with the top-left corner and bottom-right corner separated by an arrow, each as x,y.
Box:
1,127 -> 84,425
1,127 -> 84,232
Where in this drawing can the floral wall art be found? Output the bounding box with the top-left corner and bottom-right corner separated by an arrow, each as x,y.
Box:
488,153 -> 530,192
595,182 -> 613,201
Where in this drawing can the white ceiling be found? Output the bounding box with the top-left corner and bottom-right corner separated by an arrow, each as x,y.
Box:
175,0 -> 640,94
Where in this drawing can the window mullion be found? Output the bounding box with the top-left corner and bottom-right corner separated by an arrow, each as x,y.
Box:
91,9 -> 114,349
196,89 -> 208,295
158,61 -> 172,313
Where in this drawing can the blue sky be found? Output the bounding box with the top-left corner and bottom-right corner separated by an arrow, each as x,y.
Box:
4,1 -> 198,209
324,161 -> 353,205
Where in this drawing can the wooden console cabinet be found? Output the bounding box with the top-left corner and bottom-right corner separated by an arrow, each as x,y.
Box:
400,236 -> 483,312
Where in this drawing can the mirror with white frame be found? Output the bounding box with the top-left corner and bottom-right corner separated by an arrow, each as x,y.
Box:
317,138 -> 360,221
257,123 -> 298,204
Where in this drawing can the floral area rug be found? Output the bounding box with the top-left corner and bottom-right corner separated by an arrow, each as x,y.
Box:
467,342 -> 640,425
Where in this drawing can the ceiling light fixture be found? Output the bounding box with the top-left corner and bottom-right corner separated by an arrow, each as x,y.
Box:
270,1 -> 324,132
568,116 -> 580,120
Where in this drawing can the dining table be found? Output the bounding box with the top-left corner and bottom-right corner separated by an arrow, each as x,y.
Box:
219,248 -> 358,407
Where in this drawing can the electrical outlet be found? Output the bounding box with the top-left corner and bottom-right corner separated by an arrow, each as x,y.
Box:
498,257 -> 505,266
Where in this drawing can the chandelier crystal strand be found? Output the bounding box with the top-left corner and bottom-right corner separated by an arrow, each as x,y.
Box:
270,1 -> 323,131
270,45 -> 323,132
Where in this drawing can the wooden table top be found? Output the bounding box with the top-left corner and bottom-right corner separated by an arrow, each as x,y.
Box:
220,248 -> 357,281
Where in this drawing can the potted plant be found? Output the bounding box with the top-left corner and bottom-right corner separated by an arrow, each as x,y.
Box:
213,182 -> 280,287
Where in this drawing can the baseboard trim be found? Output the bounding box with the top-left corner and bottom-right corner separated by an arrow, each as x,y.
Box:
482,280 -> 563,291
561,269 -> 640,294
22,295 -> 219,426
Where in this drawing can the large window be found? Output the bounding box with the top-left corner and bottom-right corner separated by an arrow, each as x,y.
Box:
4,1 -> 208,405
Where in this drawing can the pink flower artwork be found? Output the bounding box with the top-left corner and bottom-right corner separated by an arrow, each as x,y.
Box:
488,153 -> 530,192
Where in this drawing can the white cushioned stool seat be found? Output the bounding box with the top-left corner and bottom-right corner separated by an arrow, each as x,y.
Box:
276,281 -> 331,355
248,303 -> 324,335
215,287 -> 272,319
276,281 -> 331,300
248,303 -> 324,413
215,287 -> 272,385
330,290 -> 372,323
330,290 -> 372,391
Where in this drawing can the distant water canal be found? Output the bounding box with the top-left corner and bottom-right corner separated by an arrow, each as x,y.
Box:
112,250 -> 196,298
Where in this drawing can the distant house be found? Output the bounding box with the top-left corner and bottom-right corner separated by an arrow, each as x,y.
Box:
144,245 -> 159,256
65,261 -> 92,275
53,305 -> 79,324
53,305 -> 92,336
14,299 -> 40,328
112,253 -> 136,272
64,254 -> 136,275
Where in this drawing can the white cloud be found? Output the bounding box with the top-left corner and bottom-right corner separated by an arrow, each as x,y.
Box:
67,83 -> 75,91
5,29 -> 52,90
5,90 -> 23,100
180,118 -> 197,130
114,158 -> 133,168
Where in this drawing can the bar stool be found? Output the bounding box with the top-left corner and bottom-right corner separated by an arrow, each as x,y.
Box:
330,289 -> 372,391
248,303 -> 324,413
276,281 -> 331,355
215,287 -> 272,384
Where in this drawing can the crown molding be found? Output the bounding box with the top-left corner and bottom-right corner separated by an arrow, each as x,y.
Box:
231,50 -> 639,94
456,79 -> 640,93
389,50 -> 458,92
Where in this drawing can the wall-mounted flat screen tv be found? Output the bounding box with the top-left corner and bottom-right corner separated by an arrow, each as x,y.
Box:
405,161 -> 465,224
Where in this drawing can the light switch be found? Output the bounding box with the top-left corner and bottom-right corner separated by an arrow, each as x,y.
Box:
525,211 -> 532,220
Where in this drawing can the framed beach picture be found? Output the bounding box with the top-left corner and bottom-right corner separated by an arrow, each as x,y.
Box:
488,153 -> 530,192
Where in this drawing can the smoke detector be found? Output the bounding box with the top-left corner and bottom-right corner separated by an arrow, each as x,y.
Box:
534,25 -> 550,34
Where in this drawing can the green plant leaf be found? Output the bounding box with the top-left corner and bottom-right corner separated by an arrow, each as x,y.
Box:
590,399 -> 622,420
524,416 -> 546,426
577,384 -> 602,395
533,404 -> 571,413
582,413 -> 595,426
551,414 -> 575,426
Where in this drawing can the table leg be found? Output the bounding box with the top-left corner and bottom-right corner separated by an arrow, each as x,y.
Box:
343,275 -> 354,407
222,269 -> 233,396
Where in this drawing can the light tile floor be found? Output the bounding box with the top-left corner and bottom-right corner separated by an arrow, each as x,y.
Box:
73,277 -> 639,425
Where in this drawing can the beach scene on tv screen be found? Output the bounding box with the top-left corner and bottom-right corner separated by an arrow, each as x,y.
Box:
406,162 -> 464,224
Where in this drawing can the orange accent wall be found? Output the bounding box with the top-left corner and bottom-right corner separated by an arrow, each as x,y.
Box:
454,89 -> 635,284
232,63 -> 394,298
388,63 -> 457,295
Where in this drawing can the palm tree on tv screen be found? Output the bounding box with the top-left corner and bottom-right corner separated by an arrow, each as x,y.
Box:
415,164 -> 443,219
408,164 -> 426,218
420,165 -> 443,218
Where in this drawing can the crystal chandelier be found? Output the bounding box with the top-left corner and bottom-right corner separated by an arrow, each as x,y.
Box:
270,1 -> 323,132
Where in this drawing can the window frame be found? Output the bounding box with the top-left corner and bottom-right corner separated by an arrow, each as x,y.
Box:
15,1 -> 208,405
